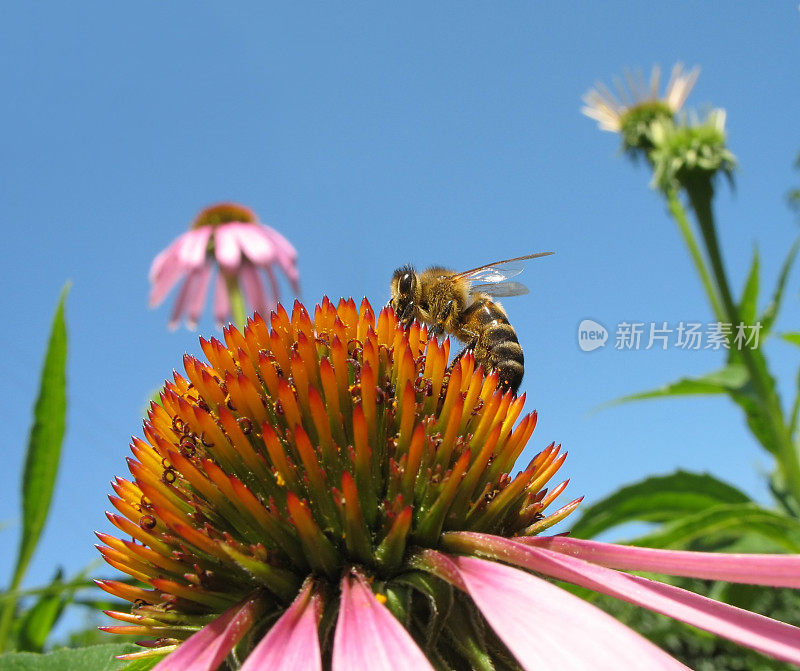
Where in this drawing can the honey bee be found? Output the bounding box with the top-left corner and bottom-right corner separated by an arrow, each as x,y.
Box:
389,253 -> 553,393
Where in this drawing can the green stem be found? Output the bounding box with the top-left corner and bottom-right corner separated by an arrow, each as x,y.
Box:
225,274 -> 247,331
0,575 -> 22,650
685,176 -> 800,509
665,188 -> 725,321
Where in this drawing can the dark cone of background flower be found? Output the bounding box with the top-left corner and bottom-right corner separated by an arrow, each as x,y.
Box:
97,297 -> 573,660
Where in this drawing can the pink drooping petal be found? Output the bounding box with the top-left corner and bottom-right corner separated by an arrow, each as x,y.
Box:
261,226 -> 300,292
168,277 -> 193,330
153,596 -> 261,671
185,263 -> 212,330
332,571 -> 434,671
239,262 -> 269,317
237,225 -> 277,266
241,582 -> 322,671
177,227 -> 214,269
440,552 -> 688,671
213,271 -> 231,326
452,533 -> 800,666
149,244 -> 187,307
169,266 -> 209,330
149,240 -> 181,283
262,225 -> 298,261
214,224 -> 243,271
521,536 -> 800,588
264,266 -> 279,309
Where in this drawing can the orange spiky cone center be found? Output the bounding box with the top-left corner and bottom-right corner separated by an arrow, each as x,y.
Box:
97,297 -> 576,652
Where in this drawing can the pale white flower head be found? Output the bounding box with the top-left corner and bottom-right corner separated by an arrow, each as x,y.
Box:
582,64 -> 700,142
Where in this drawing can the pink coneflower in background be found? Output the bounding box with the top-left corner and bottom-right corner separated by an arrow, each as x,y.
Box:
98,299 -> 800,670
148,203 -> 300,330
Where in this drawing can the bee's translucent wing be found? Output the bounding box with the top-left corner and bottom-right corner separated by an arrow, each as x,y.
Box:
452,252 -> 553,284
470,281 -> 530,298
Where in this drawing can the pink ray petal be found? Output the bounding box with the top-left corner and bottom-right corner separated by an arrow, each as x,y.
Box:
438,552 -> 688,670
168,276 -> 194,331
149,246 -> 187,307
239,262 -> 268,317
332,571 -> 434,671
261,227 -> 300,292
185,263 -> 212,330
152,595 -> 262,671
214,224 -> 243,271
169,266 -> 207,330
213,271 -> 231,326
240,582 -> 322,671
237,225 -> 277,266
447,533 -> 800,666
261,225 -> 297,261
149,239 -> 181,282
264,266 -> 279,310
520,536 -> 800,588
177,227 -> 214,268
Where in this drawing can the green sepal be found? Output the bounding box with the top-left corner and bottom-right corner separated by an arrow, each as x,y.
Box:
394,571 -> 453,649
442,595 -> 494,671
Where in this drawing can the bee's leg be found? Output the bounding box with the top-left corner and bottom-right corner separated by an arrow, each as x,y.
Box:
444,342 -> 475,378
400,301 -> 416,324
429,300 -> 456,340
445,330 -> 479,376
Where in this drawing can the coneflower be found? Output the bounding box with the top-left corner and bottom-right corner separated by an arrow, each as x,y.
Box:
582,63 -> 700,157
149,203 -> 299,330
97,297 -> 800,670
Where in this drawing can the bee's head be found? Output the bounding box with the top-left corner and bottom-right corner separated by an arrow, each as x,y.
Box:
389,264 -> 418,319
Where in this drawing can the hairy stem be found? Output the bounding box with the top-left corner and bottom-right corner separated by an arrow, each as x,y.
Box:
665,188 -> 724,321
685,175 -> 800,511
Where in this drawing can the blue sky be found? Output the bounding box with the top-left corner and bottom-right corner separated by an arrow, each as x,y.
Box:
2,2 -> 800,612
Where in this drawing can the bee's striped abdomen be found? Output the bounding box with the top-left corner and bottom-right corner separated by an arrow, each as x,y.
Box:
462,300 -> 524,393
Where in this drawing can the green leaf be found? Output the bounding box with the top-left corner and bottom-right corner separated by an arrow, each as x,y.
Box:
568,471 -> 751,539
727,387 -> 777,455
17,571 -> 66,652
791,368 -> 800,439
0,286 -> 70,652
631,503 -> 800,553
760,236 -> 800,334
601,364 -> 748,409
781,332 -> 800,347
722,346 -> 783,456
0,643 -> 139,671
738,248 -> 759,326
13,285 -> 70,587
118,655 -> 165,671
769,469 -> 800,518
